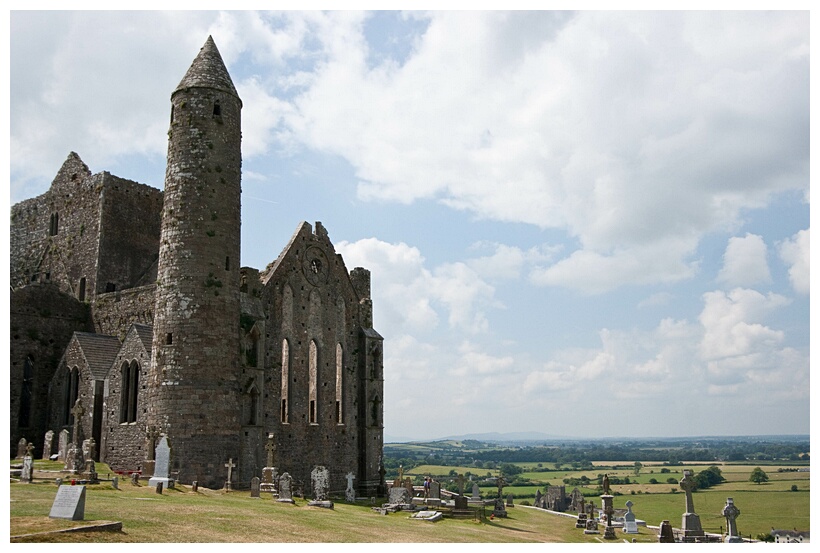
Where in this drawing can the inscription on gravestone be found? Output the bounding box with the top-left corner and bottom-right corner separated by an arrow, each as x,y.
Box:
49,485 -> 86,520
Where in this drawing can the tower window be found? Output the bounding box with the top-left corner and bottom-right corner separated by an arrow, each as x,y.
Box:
213,101 -> 221,117
49,213 -> 59,236
225,256 -> 230,271
166,333 -> 173,345
78,278 -> 86,302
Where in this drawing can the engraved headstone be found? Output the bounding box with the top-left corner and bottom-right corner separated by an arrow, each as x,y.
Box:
148,436 -> 174,489
492,497 -> 508,518
156,482 -> 163,494
277,472 -> 295,503
57,429 -> 70,462
623,500 -> 639,534
250,476 -> 261,498
471,483 -> 480,499
49,485 -> 86,520
679,470 -> 704,537
506,493 -> 514,507
21,455 -> 34,483
345,472 -> 356,502
131,472 -> 140,486
722,497 -> 742,543
64,442 -> 82,473
16,438 -> 27,459
658,520 -> 675,543
308,465 -> 333,508
42,430 -> 55,460
261,466 -> 277,494
429,480 -> 440,499
584,517 -> 599,534
388,486 -> 411,504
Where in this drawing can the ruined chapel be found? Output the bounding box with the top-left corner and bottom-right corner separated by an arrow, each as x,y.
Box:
9,37 -> 386,492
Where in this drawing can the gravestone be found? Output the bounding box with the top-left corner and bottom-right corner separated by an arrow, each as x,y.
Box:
21,455 -> 34,483
277,472 -> 295,503
250,476 -> 261,498
49,485 -> 86,520
345,472 -> 356,502
506,493 -> 514,507
64,442 -> 81,473
81,438 -> 98,483
192,481 -> 199,492
679,470 -> 704,537
131,472 -> 140,486
404,476 -> 414,496
658,520 -> 675,543
156,482 -> 163,494
112,476 -> 119,490
224,458 -> 236,491
70,399 -> 85,446
16,437 -> 28,459
388,486 -> 411,505
471,483 -> 480,499
148,436 -> 175,489
429,480 -> 440,500
261,466 -> 277,494
601,493 -> 616,539
584,517 -> 599,534
308,466 -> 333,508
623,500 -> 639,534
42,430 -> 55,460
143,425 -> 160,478
492,498 -> 507,518
57,429 -> 70,462
722,497 -> 742,543
576,511 -> 588,529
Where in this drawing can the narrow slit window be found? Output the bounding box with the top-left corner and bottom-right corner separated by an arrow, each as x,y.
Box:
166,333 -> 173,345
213,101 -> 221,117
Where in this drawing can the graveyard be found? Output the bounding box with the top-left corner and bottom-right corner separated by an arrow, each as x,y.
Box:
10,449 -> 809,543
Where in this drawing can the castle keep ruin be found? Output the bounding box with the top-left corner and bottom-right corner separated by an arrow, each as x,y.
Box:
9,37 -> 385,493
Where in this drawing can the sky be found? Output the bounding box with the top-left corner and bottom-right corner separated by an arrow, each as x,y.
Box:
7,7 -> 812,442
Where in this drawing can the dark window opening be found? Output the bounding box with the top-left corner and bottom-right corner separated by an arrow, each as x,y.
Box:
105,282 -> 116,292
166,333 -> 173,345
45,273 -> 50,281
309,400 -> 316,424
120,361 -> 139,423
213,101 -> 221,117
170,105 -> 174,124
225,256 -> 230,271
280,399 -> 288,423
49,213 -> 59,236
31,274 -> 37,282
18,357 -> 34,428
336,400 -> 342,425
78,278 -> 86,302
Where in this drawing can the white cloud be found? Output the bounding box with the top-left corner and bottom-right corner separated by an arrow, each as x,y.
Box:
778,228 -> 809,294
717,233 -> 772,288
335,237 -> 499,336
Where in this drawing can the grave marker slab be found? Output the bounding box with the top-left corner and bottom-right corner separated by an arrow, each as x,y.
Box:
42,430 -> 55,460
49,485 -> 86,520
250,476 -> 260,498
148,436 -> 175,489
277,472 -> 295,503
57,429 -> 69,462
345,472 -> 356,503
16,438 -> 27,459
623,500 -> 639,534
308,466 -> 333,508
21,455 -> 34,483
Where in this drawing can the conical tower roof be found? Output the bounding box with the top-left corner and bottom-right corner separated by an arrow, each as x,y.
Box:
174,36 -> 240,103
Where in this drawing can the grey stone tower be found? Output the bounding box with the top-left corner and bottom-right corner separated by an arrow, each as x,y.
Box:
146,36 -> 243,488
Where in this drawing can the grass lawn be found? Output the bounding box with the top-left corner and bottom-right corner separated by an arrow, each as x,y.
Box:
11,478 -> 611,543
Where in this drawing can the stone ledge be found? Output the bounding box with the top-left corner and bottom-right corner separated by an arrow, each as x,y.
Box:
10,520 -> 123,540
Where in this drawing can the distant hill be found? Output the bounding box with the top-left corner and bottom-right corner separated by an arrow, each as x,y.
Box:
384,432 -> 811,445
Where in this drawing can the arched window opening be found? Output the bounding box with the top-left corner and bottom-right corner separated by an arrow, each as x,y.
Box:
280,339 -> 290,424
120,361 -> 139,423
248,387 -> 259,425
18,356 -> 34,428
309,340 -> 318,424
49,213 -> 59,236
78,278 -> 86,302
64,367 -> 79,425
335,343 -> 343,424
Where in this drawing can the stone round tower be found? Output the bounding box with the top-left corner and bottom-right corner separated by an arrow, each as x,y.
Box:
146,36 -> 242,488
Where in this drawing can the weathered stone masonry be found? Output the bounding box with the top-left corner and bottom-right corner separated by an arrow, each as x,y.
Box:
10,37 -> 385,494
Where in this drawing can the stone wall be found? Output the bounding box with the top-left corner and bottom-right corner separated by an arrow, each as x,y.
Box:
96,173 -> 162,292
92,285 -> 157,340
9,284 -> 92,457
101,327 -> 152,471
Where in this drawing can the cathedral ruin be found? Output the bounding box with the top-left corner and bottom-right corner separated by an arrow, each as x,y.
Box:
9,37 -> 385,492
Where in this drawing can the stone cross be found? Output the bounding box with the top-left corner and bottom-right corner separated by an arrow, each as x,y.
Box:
722,497 -> 741,542
456,473 -> 466,496
496,475 -> 506,498
224,458 -> 236,489
679,470 -> 697,513
26,441 -> 35,457
71,399 -> 85,446
265,434 -> 276,467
